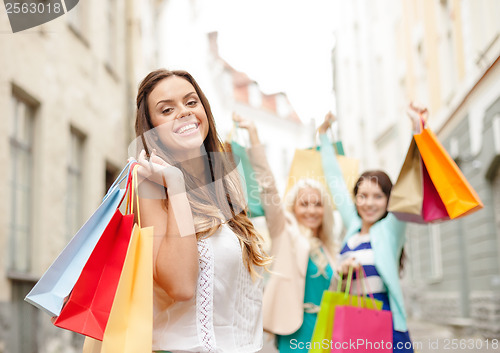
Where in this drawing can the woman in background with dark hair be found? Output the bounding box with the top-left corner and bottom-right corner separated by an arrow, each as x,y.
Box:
319,105 -> 425,353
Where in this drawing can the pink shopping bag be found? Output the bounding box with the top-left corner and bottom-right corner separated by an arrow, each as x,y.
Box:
330,267 -> 393,352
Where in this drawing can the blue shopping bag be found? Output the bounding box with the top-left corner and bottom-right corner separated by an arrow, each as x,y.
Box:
25,162 -> 132,317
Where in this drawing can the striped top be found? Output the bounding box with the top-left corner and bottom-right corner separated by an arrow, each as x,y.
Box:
338,233 -> 387,295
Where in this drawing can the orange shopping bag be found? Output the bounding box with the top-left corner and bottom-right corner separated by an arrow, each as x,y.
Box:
414,126 -> 483,219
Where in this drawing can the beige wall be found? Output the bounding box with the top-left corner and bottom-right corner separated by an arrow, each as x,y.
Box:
0,0 -> 146,302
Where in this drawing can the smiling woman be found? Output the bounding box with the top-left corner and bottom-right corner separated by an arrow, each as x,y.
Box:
293,187 -> 325,232
319,110 -> 419,353
232,113 -> 338,353
146,77 -> 209,160
132,69 -> 271,353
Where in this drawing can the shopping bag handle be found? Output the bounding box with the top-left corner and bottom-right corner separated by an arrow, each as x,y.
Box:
131,164 -> 142,228
419,116 -> 426,131
356,266 -> 380,310
103,160 -> 133,202
119,162 -> 137,212
345,267 -> 363,307
312,127 -> 345,157
339,266 -> 354,299
312,127 -> 327,150
340,266 -> 380,309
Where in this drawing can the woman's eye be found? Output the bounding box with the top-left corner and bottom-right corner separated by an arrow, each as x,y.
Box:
162,107 -> 173,114
187,100 -> 197,106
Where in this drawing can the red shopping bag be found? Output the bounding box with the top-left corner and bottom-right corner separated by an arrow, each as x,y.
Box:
389,137 -> 450,223
54,169 -> 135,340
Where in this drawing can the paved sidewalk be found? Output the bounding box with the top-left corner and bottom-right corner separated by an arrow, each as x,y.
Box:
407,319 -> 499,353
258,319 -> 500,352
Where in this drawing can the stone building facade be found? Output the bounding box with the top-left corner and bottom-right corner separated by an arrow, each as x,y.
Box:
0,0 -> 157,351
332,0 -> 500,337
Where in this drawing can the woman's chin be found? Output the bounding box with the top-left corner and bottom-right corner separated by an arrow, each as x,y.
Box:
162,137 -> 205,157
361,215 -> 379,226
302,223 -> 321,233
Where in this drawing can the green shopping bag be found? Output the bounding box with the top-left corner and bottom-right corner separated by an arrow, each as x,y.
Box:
308,267 -> 383,353
228,124 -> 265,218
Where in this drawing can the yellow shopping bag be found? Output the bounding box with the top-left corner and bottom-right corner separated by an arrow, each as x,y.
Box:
83,164 -> 153,353
285,148 -> 359,203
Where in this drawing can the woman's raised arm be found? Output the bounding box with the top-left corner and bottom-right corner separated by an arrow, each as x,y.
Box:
232,113 -> 286,238
318,112 -> 357,229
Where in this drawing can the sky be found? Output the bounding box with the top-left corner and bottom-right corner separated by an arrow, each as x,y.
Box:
200,0 -> 338,125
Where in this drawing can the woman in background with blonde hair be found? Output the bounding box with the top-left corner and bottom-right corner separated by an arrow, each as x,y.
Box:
233,114 -> 338,353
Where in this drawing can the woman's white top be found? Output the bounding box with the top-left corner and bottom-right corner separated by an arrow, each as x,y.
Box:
152,224 -> 264,353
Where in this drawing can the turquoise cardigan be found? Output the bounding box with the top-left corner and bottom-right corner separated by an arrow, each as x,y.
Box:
319,134 -> 409,332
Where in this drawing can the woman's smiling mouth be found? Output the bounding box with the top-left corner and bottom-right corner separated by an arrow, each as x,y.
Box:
175,122 -> 199,135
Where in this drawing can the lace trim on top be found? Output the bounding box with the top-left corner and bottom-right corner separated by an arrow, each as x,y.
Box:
196,239 -> 216,353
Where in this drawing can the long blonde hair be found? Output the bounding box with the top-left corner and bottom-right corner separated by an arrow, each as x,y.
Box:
135,69 -> 271,278
284,179 -> 337,277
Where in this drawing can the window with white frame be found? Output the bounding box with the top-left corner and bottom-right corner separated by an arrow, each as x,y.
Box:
408,224 -> 443,282
66,128 -> 85,239
9,94 -> 36,273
